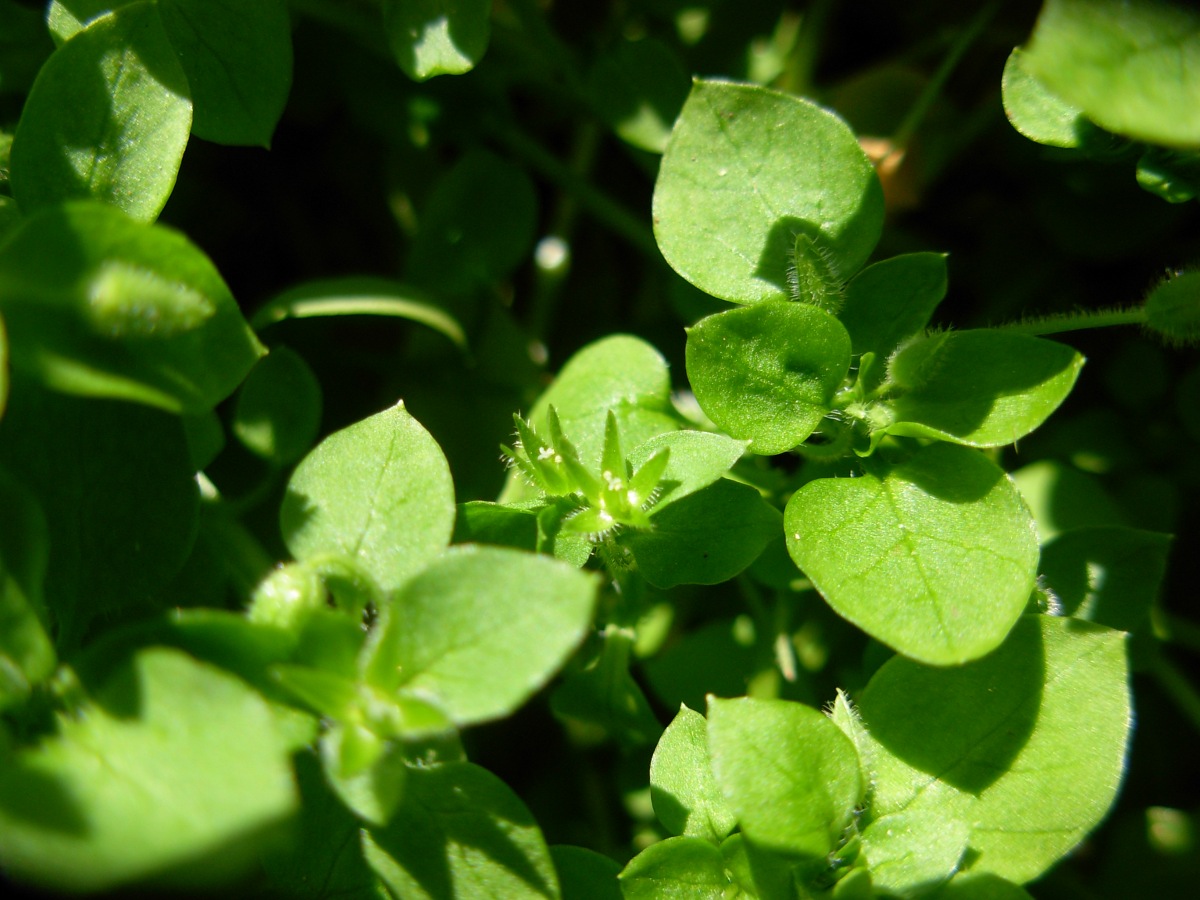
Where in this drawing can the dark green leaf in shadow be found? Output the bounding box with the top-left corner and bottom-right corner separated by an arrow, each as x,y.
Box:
0,647 -> 297,893
1039,526 -> 1171,631
234,346 -> 322,466
453,501 -> 539,551
686,301 -> 852,454
1009,460 -> 1124,543
786,443 -> 1039,665
156,0 -> 292,147
0,470 -> 54,711
839,253 -> 947,362
654,79 -> 884,304
382,0 -> 491,81
931,872 -> 1034,900
624,478 -> 781,589
588,38 -> 690,153
0,0 -> 52,92
0,386 -> 197,649
361,761 -> 559,900
885,331 -> 1084,448
857,615 -> 1130,884
281,401 -> 455,594
11,1 -> 191,220
550,845 -> 621,900
0,202 -> 265,413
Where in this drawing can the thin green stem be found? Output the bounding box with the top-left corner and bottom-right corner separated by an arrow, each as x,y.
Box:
992,306 -> 1147,337
891,1 -> 1000,153
777,0 -> 836,97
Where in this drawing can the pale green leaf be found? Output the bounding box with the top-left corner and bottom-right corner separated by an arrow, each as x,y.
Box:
651,705 -> 737,843
618,836 -> 732,899
857,615 -> 1131,884
1001,48 -> 1101,150
363,545 -> 598,725
654,79 -> 883,304
382,0 -> 491,81
0,648 -> 297,893
707,696 -> 863,858
785,443 -> 1039,665
685,301 -> 852,454
281,401 -> 456,594
860,809 -> 968,895
627,430 -> 748,511
11,2 -> 191,220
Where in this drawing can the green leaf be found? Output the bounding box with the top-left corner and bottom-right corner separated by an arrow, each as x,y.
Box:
654,79 -> 884,305
1009,460 -> 1124,543
838,253 -> 947,361
1001,48 -> 1104,150
1144,269 -> 1200,345
623,478 -> 782,589
156,0 -> 292,147
618,836 -> 733,899
1136,147 -> 1200,203
11,2 -> 192,221
785,443 -> 1039,665
361,761 -> 560,900
629,431 -> 747,512
0,387 -> 198,648
234,346 -> 322,466
933,873 -> 1035,900
857,614 -> 1131,884
1022,0 -> 1200,150
651,705 -> 737,843
0,648 -> 297,893
885,330 -> 1084,448
382,0 -> 491,81
0,313 -> 7,421
588,38 -> 690,153
0,202 -> 265,414
550,845 -> 622,900
1039,526 -> 1172,631
707,696 -> 863,858
363,545 -> 598,725
685,301 -> 852,455
260,751 -> 387,900
860,808 -> 968,896
281,401 -> 456,594
406,149 -> 535,296
0,471 -> 54,711
453,501 -> 539,551
251,277 -> 468,351
321,723 -> 409,827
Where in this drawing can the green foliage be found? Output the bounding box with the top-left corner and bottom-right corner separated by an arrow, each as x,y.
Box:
0,1 -> 1194,897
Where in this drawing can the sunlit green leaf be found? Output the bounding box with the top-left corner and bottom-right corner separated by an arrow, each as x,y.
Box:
651,705 -> 737,843
619,836 -> 732,899
382,0 -> 491,81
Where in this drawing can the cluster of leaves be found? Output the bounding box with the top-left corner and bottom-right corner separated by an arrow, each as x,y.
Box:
1,1 -> 1198,898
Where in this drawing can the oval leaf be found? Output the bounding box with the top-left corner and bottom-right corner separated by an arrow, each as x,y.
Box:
651,705 -> 738,843
786,443 -> 1039,665
281,401 -> 455,593
885,330 -> 1084,448
619,835 -> 732,899
0,202 -> 265,413
686,301 -> 852,455
857,614 -> 1131,884
627,430 -> 748,512
382,0 -> 491,81
654,79 -> 884,304
707,696 -> 863,859
234,346 -> 322,466
11,2 -> 191,221
363,545 -> 598,725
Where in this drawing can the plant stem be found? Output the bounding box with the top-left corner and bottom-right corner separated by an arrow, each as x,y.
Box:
777,0 -> 836,97
992,307 -> 1147,337
891,1 -> 1000,153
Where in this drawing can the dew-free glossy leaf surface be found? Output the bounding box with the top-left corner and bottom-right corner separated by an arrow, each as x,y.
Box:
627,430 -> 747,511
156,0 -> 292,147
686,301 -> 852,454
707,696 -> 863,858
281,401 -> 455,594
11,2 -> 191,220
0,648 -> 297,893
839,253 -> 947,360
364,545 -> 597,725
0,202 -> 265,413
857,615 -> 1131,884
1023,0 -> 1200,149
382,0 -> 491,81
624,478 -> 781,589
234,346 -> 322,466
1001,48 -> 1097,150
651,706 -> 737,843
654,80 -> 883,304
860,809 -> 968,896
886,330 -> 1084,447
362,761 -> 559,900
619,836 -> 731,899
786,443 -> 1039,665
